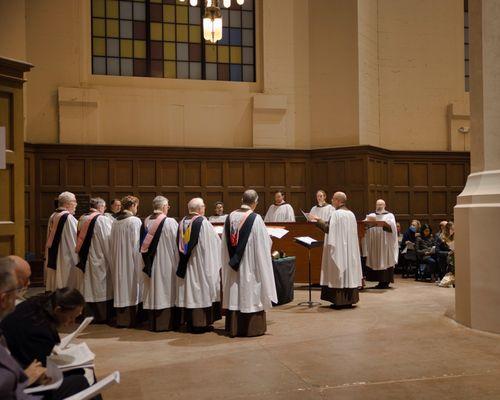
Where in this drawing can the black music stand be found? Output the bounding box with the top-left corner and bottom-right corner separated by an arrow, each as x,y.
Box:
294,238 -> 323,307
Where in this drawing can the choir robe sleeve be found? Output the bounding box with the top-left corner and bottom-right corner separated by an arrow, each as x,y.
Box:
199,220 -> 222,303
284,204 -> 296,222
95,215 -> 113,266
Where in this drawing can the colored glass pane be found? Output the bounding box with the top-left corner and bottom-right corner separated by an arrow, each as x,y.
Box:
164,61 -> 176,78
189,25 -> 201,43
150,22 -> 162,40
164,42 -> 176,60
164,24 -> 175,41
218,46 -> 229,63
163,5 -> 176,22
92,18 -> 106,36
93,37 -> 106,56
176,25 -> 188,42
205,45 -> 217,62
107,19 -> 119,37
230,46 -> 241,63
134,40 -> 146,58
106,0 -> 119,18
176,6 -> 188,24
93,0 -> 105,18
120,39 -> 133,57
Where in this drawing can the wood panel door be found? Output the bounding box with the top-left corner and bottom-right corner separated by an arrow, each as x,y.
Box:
0,58 -> 33,257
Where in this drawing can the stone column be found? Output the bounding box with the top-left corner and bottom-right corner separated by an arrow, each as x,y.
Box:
455,0 -> 500,333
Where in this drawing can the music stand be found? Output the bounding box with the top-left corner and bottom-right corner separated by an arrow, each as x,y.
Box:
294,238 -> 323,307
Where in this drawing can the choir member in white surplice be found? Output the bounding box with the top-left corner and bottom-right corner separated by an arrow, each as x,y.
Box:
110,195 -> 143,327
222,190 -> 277,337
310,190 -> 334,221
208,201 -> 228,223
76,197 -> 113,323
264,191 -> 296,222
364,199 -> 399,289
141,196 -> 179,332
310,192 -> 363,308
45,191 -> 79,292
176,198 -> 222,333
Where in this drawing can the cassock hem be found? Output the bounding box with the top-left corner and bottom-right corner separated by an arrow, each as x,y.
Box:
148,307 -> 179,332
178,302 -> 222,328
365,267 -> 395,283
320,287 -> 360,306
115,304 -> 143,328
85,300 -> 114,323
225,310 -> 267,337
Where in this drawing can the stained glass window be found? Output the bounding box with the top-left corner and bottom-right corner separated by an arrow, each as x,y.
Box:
91,0 -> 256,82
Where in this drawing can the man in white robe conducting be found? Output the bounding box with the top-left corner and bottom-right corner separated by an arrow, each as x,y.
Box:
310,192 -> 363,308
264,191 -> 296,222
364,199 -> 399,289
109,195 -> 143,327
222,189 -> 277,337
75,197 -> 113,323
310,189 -> 334,221
141,196 -> 179,332
176,198 -> 221,333
45,191 -> 79,292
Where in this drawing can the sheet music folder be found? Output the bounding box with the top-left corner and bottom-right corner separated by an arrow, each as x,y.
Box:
294,237 -> 323,249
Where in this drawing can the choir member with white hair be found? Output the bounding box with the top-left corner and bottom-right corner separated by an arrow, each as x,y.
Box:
176,197 -> 221,333
110,195 -> 143,327
310,190 -> 334,221
310,192 -> 363,307
45,191 -> 79,291
264,191 -> 296,222
141,195 -> 179,331
222,189 -> 277,337
76,197 -> 113,323
364,199 -> 399,289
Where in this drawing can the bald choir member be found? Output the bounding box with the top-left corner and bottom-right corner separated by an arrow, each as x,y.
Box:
45,191 -> 79,291
364,199 -> 399,289
141,196 -> 179,331
310,192 -> 363,307
110,195 -> 143,327
76,197 -> 113,322
8,255 -> 31,305
222,190 -> 277,337
208,201 -> 228,223
310,190 -> 334,221
176,198 -> 222,332
264,191 -> 296,222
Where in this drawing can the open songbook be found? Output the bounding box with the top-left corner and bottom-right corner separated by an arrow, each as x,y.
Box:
294,236 -> 318,246
49,342 -> 95,372
55,317 -> 94,352
266,227 -> 289,239
301,210 -> 312,221
24,360 -> 63,394
64,371 -> 120,400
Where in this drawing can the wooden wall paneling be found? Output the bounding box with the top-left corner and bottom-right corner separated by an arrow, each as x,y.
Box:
137,160 -> 156,187
24,143 -> 470,261
205,161 -> 223,188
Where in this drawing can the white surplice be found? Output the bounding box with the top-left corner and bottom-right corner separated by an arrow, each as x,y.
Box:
310,204 -> 334,221
222,210 -> 278,313
109,214 -> 144,308
208,214 -> 228,223
321,209 -> 363,289
264,203 -> 296,222
45,213 -> 79,292
176,218 -> 221,309
81,215 -> 113,303
142,216 -> 179,310
365,212 -> 399,270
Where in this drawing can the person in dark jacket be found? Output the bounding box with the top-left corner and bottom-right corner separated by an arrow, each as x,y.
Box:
0,288 -> 85,368
415,224 -> 438,280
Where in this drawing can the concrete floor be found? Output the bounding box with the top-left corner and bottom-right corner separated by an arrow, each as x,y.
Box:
79,278 -> 500,399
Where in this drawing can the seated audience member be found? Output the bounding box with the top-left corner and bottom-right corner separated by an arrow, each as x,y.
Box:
435,220 -> 448,241
415,224 -> 437,281
0,288 -> 85,368
0,259 -> 89,400
436,222 -> 455,277
401,219 -> 420,249
8,255 -> 31,304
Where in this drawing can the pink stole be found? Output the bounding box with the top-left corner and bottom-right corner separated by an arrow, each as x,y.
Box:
75,211 -> 101,253
46,210 -> 70,249
141,213 -> 167,253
